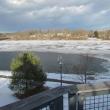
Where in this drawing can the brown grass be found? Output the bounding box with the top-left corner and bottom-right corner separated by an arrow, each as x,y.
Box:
1,29 -> 110,40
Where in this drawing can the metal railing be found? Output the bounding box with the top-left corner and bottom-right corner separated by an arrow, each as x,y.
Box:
0,86 -> 72,110
83,94 -> 110,110
69,81 -> 110,110
1,81 -> 110,110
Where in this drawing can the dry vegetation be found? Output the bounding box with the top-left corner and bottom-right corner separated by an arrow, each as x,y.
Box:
7,29 -> 89,40
98,30 -> 110,40
0,33 -> 9,40
0,29 -> 110,40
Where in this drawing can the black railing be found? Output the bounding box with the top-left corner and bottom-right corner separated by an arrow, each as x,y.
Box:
1,81 -> 110,110
83,94 -> 110,110
72,82 -> 110,110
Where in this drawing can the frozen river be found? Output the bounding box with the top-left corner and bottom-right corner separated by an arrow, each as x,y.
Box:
0,40 -> 110,107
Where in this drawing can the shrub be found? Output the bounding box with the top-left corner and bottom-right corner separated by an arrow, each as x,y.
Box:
94,31 -> 99,38
9,52 -> 47,97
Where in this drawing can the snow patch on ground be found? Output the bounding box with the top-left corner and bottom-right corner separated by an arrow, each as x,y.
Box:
1,70 -> 110,107
1,71 -> 110,84
0,78 -> 19,107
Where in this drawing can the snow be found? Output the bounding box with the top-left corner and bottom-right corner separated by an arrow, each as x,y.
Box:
1,71 -> 110,85
0,40 -> 110,108
0,40 -> 110,66
0,71 -> 71,108
0,40 -> 110,55
0,78 -> 19,107
0,71 -> 11,76
1,70 -> 110,108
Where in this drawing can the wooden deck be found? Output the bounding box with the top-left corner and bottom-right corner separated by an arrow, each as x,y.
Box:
1,81 -> 110,110
0,86 -> 71,110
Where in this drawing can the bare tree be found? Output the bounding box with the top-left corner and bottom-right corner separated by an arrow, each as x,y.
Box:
73,53 -> 95,83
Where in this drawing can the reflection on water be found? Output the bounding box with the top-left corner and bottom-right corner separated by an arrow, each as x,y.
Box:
0,52 -> 109,74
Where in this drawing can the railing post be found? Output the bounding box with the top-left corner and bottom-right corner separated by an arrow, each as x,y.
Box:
49,96 -> 63,110
68,93 -> 77,110
78,95 -> 84,110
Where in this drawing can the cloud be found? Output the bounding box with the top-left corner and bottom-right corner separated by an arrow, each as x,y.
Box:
0,0 -> 110,32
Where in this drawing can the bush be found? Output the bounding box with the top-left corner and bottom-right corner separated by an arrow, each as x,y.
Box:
9,52 -> 47,97
94,31 -> 99,38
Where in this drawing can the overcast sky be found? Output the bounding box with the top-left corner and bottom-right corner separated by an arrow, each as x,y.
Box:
0,0 -> 110,32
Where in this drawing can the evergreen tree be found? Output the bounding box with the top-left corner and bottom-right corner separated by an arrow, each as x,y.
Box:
94,31 -> 99,38
9,52 -> 47,96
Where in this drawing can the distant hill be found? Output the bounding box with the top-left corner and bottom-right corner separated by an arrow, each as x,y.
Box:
1,29 -> 110,40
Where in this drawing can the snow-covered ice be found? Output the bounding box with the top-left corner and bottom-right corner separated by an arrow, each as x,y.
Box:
0,40 -> 110,108
0,40 -> 110,54
0,40 -> 110,65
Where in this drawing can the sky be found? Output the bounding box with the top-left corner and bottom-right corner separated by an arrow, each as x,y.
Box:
0,0 -> 110,32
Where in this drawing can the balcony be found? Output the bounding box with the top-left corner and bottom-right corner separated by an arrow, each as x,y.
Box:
0,81 -> 110,110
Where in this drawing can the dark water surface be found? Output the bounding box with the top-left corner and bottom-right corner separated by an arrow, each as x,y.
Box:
0,52 -> 108,74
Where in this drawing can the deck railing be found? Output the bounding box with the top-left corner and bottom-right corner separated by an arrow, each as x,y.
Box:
0,86 -> 73,110
1,81 -> 110,110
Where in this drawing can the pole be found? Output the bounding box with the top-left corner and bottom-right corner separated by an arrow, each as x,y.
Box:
57,55 -> 63,86
60,62 -> 63,86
